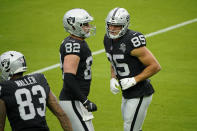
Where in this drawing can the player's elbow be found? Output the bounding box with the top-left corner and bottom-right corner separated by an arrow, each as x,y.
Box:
154,63 -> 161,73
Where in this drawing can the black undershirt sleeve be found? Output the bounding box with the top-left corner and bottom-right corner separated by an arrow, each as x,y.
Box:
64,73 -> 87,103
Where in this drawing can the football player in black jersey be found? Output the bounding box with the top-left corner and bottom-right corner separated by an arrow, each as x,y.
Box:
0,51 -> 72,131
59,8 -> 97,131
103,7 -> 161,131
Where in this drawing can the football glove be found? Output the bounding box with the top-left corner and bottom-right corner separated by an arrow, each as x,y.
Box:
120,77 -> 137,90
83,99 -> 97,112
110,78 -> 120,94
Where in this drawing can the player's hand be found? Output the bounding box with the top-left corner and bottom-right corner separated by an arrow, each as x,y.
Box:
110,78 -> 120,94
120,77 -> 137,90
83,99 -> 97,112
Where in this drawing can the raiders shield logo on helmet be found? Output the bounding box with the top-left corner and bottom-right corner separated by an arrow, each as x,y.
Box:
1,59 -> 10,72
67,17 -> 75,26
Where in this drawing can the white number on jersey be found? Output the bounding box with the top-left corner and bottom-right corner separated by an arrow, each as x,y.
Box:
32,85 -> 46,117
107,53 -> 130,77
113,54 -> 130,76
15,85 -> 46,120
131,35 -> 146,47
84,56 -> 93,80
65,43 -> 80,53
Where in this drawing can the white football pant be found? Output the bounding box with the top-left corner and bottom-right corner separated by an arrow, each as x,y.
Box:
121,95 -> 153,131
59,101 -> 95,131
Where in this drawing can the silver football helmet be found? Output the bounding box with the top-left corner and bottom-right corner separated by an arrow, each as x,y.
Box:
106,7 -> 130,39
63,8 -> 96,38
0,51 -> 27,81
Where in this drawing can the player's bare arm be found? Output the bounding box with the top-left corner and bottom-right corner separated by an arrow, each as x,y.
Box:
63,54 -> 80,74
47,91 -> 73,131
63,54 -> 97,111
131,46 -> 161,83
111,65 -> 116,79
0,99 -> 6,131
63,54 -> 86,101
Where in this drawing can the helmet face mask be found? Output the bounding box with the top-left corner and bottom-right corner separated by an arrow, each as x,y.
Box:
63,8 -> 96,38
0,68 -> 4,82
0,51 -> 27,81
81,23 -> 96,38
106,7 -> 130,39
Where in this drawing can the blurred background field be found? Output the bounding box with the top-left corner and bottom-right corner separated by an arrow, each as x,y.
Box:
0,0 -> 197,130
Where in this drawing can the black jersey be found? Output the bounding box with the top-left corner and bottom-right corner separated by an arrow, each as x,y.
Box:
0,73 -> 50,131
59,36 -> 92,100
104,29 -> 154,98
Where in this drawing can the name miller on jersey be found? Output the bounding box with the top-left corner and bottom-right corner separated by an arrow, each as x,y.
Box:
14,76 -> 37,87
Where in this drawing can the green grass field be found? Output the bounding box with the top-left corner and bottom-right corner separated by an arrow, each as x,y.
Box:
1,0 -> 197,130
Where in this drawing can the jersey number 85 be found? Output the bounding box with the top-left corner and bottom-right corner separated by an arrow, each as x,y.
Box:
107,53 -> 130,77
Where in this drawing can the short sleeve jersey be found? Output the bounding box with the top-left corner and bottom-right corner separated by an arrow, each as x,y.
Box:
59,36 -> 92,100
104,29 -> 154,98
0,73 -> 50,131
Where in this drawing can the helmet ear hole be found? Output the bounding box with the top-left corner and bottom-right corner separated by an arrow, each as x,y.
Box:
72,26 -> 75,30
9,73 -> 13,77
5,69 -> 10,72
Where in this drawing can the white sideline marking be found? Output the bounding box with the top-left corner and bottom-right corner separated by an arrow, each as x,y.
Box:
29,18 -> 197,74
29,63 -> 60,74
145,18 -> 197,38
